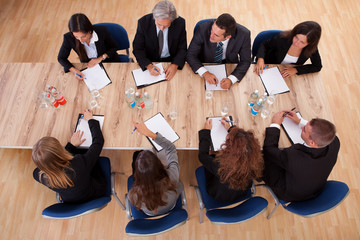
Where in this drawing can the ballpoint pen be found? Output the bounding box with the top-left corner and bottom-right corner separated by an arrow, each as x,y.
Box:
263,65 -> 269,70
283,107 -> 296,117
131,127 -> 137,134
219,120 -> 234,123
75,73 -> 86,79
153,67 -> 160,73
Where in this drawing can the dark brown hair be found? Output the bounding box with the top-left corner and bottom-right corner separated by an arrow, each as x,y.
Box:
68,13 -> 94,61
282,21 -> 321,57
309,118 -> 336,147
215,127 -> 263,190
129,150 -> 177,213
215,13 -> 237,37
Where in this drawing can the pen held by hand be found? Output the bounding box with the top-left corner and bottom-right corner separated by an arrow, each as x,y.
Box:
131,127 -> 137,134
283,107 -> 296,117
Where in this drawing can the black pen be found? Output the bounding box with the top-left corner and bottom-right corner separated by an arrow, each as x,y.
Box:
283,107 -> 296,117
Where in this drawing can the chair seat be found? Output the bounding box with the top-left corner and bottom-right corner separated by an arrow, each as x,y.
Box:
125,208 -> 188,236
42,196 -> 111,219
206,196 -> 268,224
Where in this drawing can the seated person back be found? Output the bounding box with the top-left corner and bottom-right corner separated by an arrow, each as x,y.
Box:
262,110 -> 340,202
133,0 -> 187,80
187,13 -> 251,89
198,118 -> 263,202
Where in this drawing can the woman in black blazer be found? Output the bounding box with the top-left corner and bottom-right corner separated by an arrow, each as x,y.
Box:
254,21 -> 322,78
58,13 -> 120,79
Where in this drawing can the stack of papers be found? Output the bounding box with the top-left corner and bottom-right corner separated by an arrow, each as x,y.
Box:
81,64 -> 112,91
204,64 -> 227,91
259,67 -> 290,94
75,114 -> 104,148
132,63 -> 166,88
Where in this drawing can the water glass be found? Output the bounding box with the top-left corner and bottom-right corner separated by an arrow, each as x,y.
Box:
205,90 -> 213,100
89,98 -> 99,109
221,103 -> 230,116
169,107 -> 178,120
267,91 -> 276,105
261,108 -> 271,119
91,89 -> 100,98
38,92 -> 49,109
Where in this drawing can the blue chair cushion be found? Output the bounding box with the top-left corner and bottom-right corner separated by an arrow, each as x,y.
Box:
125,209 -> 188,236
283,180 -> 349,217
193,19 -> 216,35
206,196 -> 268,224
252,30 -> 283,59
195,166 -> 251,210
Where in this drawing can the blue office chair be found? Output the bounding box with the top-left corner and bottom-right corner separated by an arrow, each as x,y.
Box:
125,176 -> 188,236
258,181 -> 350,219
252,30 -> 283,61
193,18 -> 216,35
194,166 -> 268,224
94,23 -> 133,62
42,157 -> 125,219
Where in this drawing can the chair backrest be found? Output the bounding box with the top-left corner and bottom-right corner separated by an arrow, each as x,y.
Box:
252,30 -> 283,61
41,157 -> 112,219
193,18 -> 216,35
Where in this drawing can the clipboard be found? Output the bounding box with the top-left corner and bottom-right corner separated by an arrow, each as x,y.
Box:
131,63 -> 167,89
204,64 -> 228,91
207,116 -> 233,151
259,66 -> 290,95
74,114 -> 104,148
81,63 -> 112,91
281,112 -> 304,144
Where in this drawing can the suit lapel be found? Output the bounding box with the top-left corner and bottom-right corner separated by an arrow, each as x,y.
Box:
150,19 -> 159,56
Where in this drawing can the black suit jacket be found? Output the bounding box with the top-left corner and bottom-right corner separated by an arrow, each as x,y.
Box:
132,14 -> 187,70
186,20 -> 251,82
198,129 -> 251,202
256,34 -> 322,75
263,127 -> 340,202
58,25 -> 120,72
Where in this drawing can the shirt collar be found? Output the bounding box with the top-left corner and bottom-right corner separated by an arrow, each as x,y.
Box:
82,31 -> 98,45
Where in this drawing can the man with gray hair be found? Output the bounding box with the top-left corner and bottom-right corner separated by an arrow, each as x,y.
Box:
262,110 -> 340,202
133,0 -> 187,80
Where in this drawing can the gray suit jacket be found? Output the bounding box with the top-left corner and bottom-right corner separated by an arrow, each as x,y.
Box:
186,20 -> 251,82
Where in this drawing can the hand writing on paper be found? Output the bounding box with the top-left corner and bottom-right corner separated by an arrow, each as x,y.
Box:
70,130 -> 86,146
271,111 -> 286,125
132,121 -> 157,139
220,117 -> 231,131
164,64 -> 178,80
146,64 -> 161,76
203,71 -> 219,85
70,67 -> 85,80
82,109 -> 93,121
284,110 -> 301,124
220,78 -> 232,89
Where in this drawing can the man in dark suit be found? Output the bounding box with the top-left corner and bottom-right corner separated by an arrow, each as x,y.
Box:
186,13 -> 251,89
133,0 -> 187,80
263,110 -> 340,202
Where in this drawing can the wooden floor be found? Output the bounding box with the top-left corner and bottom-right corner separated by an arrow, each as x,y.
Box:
1,0 -> 360,239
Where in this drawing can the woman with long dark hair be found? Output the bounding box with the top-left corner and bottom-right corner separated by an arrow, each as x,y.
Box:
32,109 -> 106,203
58,13 -> 120,79
198,118 -> 263,202
254,21 -> 322,78
128,121 -> 182,216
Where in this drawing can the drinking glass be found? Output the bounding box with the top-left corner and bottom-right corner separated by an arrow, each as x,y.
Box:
221,103 -> 230,116
261,108 -> 270,119
169,106 -> 178,120
205,90 -> 213,100
89,98 -> 99,109
91,89 -> 100,98
38,92 -> 49,109
267,91 -> 276,105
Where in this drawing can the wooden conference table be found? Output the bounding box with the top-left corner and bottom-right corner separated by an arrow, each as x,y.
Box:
0,62 -> 332,149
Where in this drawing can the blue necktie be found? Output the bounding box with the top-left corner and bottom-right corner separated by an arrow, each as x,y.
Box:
214,42 -> 223,63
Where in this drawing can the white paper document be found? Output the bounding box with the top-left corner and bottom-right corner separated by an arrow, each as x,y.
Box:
132,63 -> 166,88
259,67 -> 290,94
204,64 -> 228,91
75,115 -> 104,148
281,112 -> 304,144
81,64 -> 112,91
209,116 -> 233,151
144,112 -> 180,152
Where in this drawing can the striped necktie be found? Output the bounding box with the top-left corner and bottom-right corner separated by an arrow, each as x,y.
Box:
214,42 -> 223,63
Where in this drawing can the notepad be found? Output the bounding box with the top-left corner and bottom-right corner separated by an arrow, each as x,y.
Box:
208,116 -> 233,151
259,67 -> 290,95
144,112 -> 180,152
75,114 -> 104,148
204,64 -> 228,91
132,63 -> 167,89
81,64 -> 112,91
281,112 -> 304,144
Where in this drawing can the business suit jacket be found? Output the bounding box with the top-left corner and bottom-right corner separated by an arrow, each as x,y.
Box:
186,20 -> 251,82
58,25 -> 120,72
256,34 -> 322,75
198,129 -> 251,202
132,14 -> 187,70
263,127 -> 340,202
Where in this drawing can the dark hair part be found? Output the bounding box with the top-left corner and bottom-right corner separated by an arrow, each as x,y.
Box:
68,13 -> 94,61
215,127 -> 264,190
215,13 -> 237,37
309,118 -> 336,147
282,21 -> 321,57
129,150 -> 177,213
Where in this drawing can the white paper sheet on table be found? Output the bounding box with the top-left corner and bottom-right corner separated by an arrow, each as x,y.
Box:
132,63 -> 166,88
259,67 -> 290,94
75,115 -> 104,148
144,112 -> 180,152
281,112 -> 304,144
209,116 -> 233,151
81,64 -> 112,91
204,64 -> 228,91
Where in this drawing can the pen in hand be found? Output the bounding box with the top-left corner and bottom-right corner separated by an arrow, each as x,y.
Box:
263,65 -> 269,70
153,67 -> 160,74
131,127 -> 137,134
283,107 -> 296,117
219,120 -> 234,123
75,73 -> 86,79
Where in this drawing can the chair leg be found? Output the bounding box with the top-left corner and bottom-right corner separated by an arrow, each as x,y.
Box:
194,186 -> 205,223
111,172 -> 125,210
125,194 -> 133,220
256,184 -> 280,219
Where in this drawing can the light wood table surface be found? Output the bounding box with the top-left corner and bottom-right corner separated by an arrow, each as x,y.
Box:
0,62 -> 332,149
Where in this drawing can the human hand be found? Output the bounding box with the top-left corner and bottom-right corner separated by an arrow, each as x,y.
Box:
132,121 -> 157,139
283,110 -> 300,124
83,109 -> 93,121
146,64 -> 161,76
220,117 -> 231,131
164,64 -> 178,80
220,78 -> 232,89
204,118 -> 212,130
70,130 -> 86,147
254,58 -> 265,75
70,67 -> 85,80
88,57 -> 102,68
203,71 -> 218,85
281,67 -> 297,78
271,111 -> 286,125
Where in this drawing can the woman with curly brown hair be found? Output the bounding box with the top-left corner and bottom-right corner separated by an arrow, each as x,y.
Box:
198,118 -> 264,202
